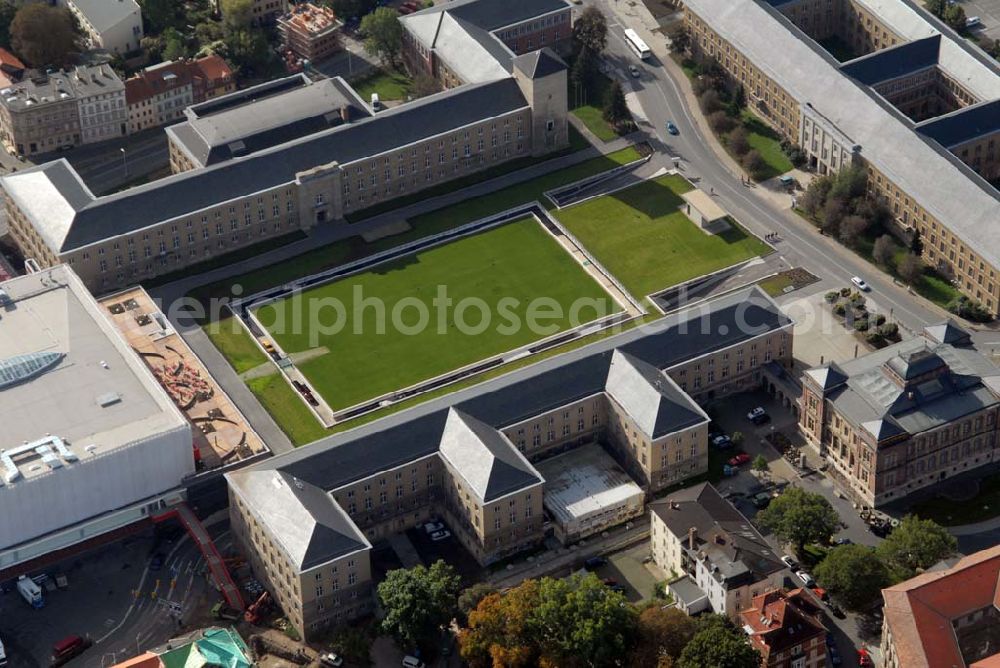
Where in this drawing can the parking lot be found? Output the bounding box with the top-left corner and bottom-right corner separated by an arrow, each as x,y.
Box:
958,0 -> 1000,39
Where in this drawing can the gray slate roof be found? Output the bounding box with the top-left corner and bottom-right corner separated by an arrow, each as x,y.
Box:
438,408 -> 543,501
513,49 -> 567,80
605,350 -> 708,438
840,35 -> 941,86
916,98 -> 1000,148
410,0 -> 570,31
226,469 -> 369,569
651,482 -> 783,587
923,319 -> 971,346
167,77 -> 371,167
2,78 -> 528,253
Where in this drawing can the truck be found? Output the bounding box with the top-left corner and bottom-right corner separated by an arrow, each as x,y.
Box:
0,634 -> 8,666
17,575 -> 43,608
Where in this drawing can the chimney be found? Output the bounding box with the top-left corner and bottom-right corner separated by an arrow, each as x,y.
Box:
339,104 -> 350,123
688,526 -> 697,550
670,500 -> 679,510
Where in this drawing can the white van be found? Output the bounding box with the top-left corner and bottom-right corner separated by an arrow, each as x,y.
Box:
0,635 -> 8,667
371,92 -> 381,110
966,16 -> 981,28
402,656 -> 425,668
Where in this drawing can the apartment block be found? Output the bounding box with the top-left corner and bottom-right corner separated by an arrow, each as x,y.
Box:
0,64 -> 125,157
651,482 -> 785,619
228,287 -> 792,639
683,0 -> 1000,315
125,57 -> 235,134
800,320 -> 1000,507
62,0 -> 144,55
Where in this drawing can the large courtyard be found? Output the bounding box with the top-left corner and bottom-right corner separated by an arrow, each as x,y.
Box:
556,174 -> 771,300
252,217 -> 618,412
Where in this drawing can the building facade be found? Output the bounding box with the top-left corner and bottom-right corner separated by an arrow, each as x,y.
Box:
63,0 -> 144,55
683,0 -> 1000,315
73,65 -> 127,144
227,287 -> 793,639
651,483 -> 785,620
740,588 -> 828,668
125,57 -> 235,134
799,321 -> 1000,507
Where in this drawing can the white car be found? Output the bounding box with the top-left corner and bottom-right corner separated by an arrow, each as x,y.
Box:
430,530 -> 452,542
851,276 -> 871,291
423,521 -> 445,534
402,656 -> 426,668
781,555 -> 799,570
747,407 -> 766,421
796,570 -> 815,587
319,653 -> 344,667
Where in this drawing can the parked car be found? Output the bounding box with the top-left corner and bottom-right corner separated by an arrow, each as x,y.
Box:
320,653 -> 344,667
752,492 -> 772,509
780,555 -> 799,570
629,64 -> 640,78
857,649 -> 874,667
430,530 -> 451,542
51,636 -> 92,667
812,587 -> 829,602
828,601 -> 845,618
712,434 -> 733,449
795,570 -> 815,587
402,656 -> 426,668
666,120 -> 679,135
729,453 -> 751,467
423,521 -> 445,534
833,537 -> 853,546
602,578 -> 618,587
851,276 -> 871,291
584,556 -> 608,569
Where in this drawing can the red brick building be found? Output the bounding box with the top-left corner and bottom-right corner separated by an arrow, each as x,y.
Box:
278,3 -> 342,63
741,589 -> 828,668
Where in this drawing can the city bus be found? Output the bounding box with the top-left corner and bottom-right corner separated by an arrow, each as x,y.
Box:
624,28 -> 651,60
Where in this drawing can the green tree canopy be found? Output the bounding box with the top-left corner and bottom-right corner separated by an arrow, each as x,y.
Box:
162,26 -> 188,62
876,515 -> 956,581
221,0 -> 254,28
460,573 -> 637,668
377,559 -> 462,650
10,4 -> 78,67
815,544 -> 890,611
457,582 -> 497,626
361,7 -> 403,68
677,616 -> 761,668
603,80 -> 630,126
0,1 -> 18,50
573,6 -> 608,54
752,454 -> 769,474
756,486 -> 839,555
139,0 -> 181,34
629,605 -> 697,668
898,251 -> 925,285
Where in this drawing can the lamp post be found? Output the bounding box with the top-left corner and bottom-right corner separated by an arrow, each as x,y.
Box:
121,147 -> 128,177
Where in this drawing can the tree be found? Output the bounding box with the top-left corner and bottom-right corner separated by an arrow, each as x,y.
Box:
457,582 -> 496,626
603,80 -> 630,126
752,454 -> 769,476
821,197 -> 846,236
410,73 -> 438,98
727,127 -> 750,156
361,7 -> 403,68
225,27 -> 270,75
829,165 -> 867,201
876,515 -> 957,581
377,560 -> 461,650
10,4 -> 78,68
838,214 -> 869,247
629,606 -> 697,668
898,252 -> 925,285
943,3 -> 967,32
910,229 -> 924,256
667,24 -> 690,53
162,26 -> 188,61
925,0 -> 946,17
0,1 -> 18,49
698,89 -> 723,114
872,234 -> 897,267
728,85 -> 746,116
460,573 -> 637,668
570,45 -> 597,98
678,620 -> 761,668
140,0 -> 180,34
573,6 -> 608,54
815,544 -> 890,611
756,486 -> 839,556
708,110 -> 736,134
948,295 -> 992,322
742,149 -> 766,180
220,0 -> 254,28
331,0 -> 378,20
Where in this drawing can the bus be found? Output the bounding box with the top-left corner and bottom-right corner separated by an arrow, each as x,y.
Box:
624,28 -> 651,60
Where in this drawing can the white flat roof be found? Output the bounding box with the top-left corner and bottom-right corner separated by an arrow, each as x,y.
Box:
682,189 -> 728,221
0,266 -> 187,484
536,443 -> 644,525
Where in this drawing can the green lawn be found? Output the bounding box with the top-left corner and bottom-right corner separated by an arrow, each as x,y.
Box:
758,274 -> 795,297
741,112 -> 794,179
407,146 -> 642,232
556,174 -> 771,298
254,217 -> 616,411
352,69 -> 413,102
248,373 -> 330,446
204,316 -> 268,374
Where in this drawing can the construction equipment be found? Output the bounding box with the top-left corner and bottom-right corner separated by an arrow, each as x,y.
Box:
212,601 -> 241,621
244,592 -> 271,624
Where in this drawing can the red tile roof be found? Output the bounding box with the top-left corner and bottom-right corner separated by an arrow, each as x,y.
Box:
111,653 -> 162,668
883,545 -> 1000,668
741,588 -> 826,659
192,55 -> 233,87
0,47 -> 25,73
124,61 -> 196,105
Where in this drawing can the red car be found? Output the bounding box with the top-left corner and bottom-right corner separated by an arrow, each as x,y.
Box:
728,453 -> 751,467
857,649 -> 873,667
